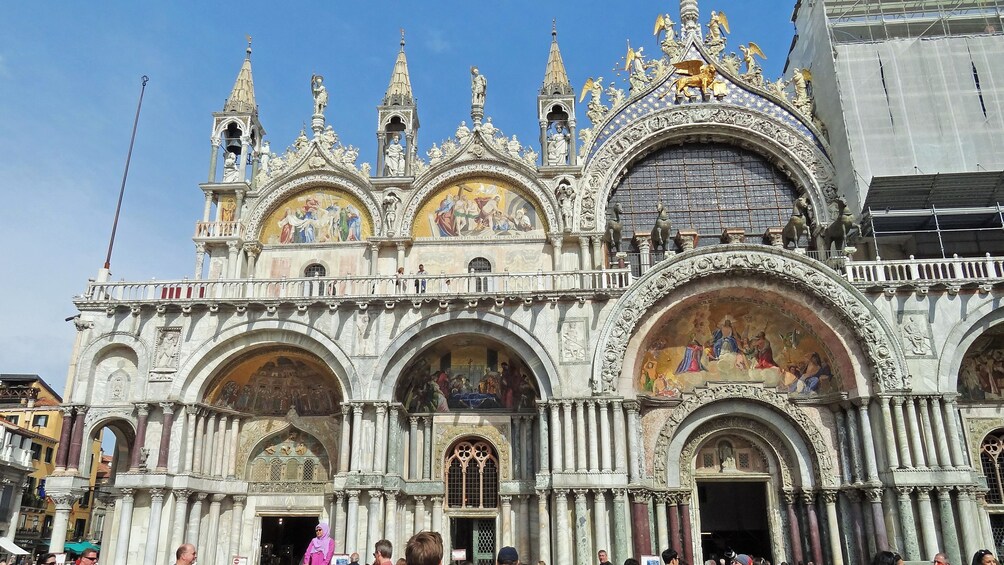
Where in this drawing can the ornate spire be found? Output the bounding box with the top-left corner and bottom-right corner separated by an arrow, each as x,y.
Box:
681,0 -> 701,38
383,29 -> 415,106
541,20 -> 573,96
224,36 -> 258,114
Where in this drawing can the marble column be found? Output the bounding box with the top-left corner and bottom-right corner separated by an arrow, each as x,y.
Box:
841,408 -> 862,483
231,495 -> 246,561
375,404 -> 388,473
892,398 -> 913,468
206,494 -> 225,564
555,490 -> 571,565
191,413 -> 206,474
518,495 -> 531,561
501,496 -> 514,546
976,490 -> 995,550
551,236 -> 563,270
157,403 -> 175,470
54,407 -> 74,469
879,397 -> 900,470
936,487 -> 962,565
385,491 -> 399,553
857,401 -> 880,482
537,404 -> 550,473
214,414 -> 229,476
956,487 -> 982,559
612,489 -> 630,564
49,494 -> 75,553
896,487 -> 920,560
227,417 -> 240,478
863,488 -> 889,552
537,491 -> 552,565
367,491 -> 384,558
591,236 -> 603,269
432,496 -> 444,537
423,417 -> 433,479
587,402 -> 599,472
409,416 -> 419,479
667,493 -> 682,556
942,398 -> 966,468
562,402 -> 574,472
904,398 -> 927,468
521,416 -> 533,479
202,413 -> 217,475
184,408 -> 197,473
631,492 -> 652,559
592,490 -> 608,556
929,398 -> 953,470
578,237 -> 590,271
334,493 -> 347,551
187,493 -> 207,547
916,488 -> 939,558
821,490 -> 844,565
388,407 -> 403,476
413,496 -> 427,535
144,489 -> 166,565
340,405 -> 352,473
679,493 -> 694,565
626,403 -> 641,482
170,489 -> 191,555
803,492 -> 824,565
67,406 -> 88,471
613,401 -> 627,474
346,491 -> 360,553
783,491 -> 804,565
575,401 -> 588,471
918,398 -> 941,468
101,499 -> 116,561
598,400 -> 612,472
113,489 -> 136,565
351,404 -> 364,472
654,493 -> 669,556
574,490 -> 592,565
834,410 -> 855,483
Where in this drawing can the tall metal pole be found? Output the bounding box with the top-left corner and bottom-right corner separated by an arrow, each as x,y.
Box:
103,75 -> 149,270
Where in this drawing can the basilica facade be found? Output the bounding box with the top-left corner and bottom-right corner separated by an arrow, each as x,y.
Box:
47,2 -> 1004,565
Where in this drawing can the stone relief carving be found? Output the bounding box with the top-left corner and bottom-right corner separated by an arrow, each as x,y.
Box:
593,246 -> 907,393
901,313 -> 933,357
434,422 -> 511,481
674,418 -> 796,489
150,327 -> 181,380
107,366 -> 130,402
652,383 -> 836,488
560,319 -> 587,363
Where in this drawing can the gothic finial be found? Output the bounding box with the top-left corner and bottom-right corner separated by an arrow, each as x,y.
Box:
552,19 -> 557,39
245,34 -> 252,59
400,28 -> 406,48
681,0 -> 701,37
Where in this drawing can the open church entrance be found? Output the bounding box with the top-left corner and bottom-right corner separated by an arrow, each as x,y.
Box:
450,517 -> 497,565
697,481 -> 772,563
259,516 -> 318,565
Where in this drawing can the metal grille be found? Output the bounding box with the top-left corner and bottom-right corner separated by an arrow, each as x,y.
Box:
475,519 -> 496,565
251,460 -> 267,481
982,432 -> 1004,504
609,143 -> 798,248
304,263 -> 326,277
991,514 -> 1004,557
303,459 -> 315,480
269,460 -> 282,482
445,440 -> 499,509
468,258 -> 492,273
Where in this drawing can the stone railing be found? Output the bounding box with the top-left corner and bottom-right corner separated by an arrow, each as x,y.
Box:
194,221 -> 244,239
844,254 -> 1004,288
0,445 -> 32,469
76,269 -> 633,306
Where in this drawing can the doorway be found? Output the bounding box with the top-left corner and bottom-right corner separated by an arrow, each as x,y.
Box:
450,517 -> 496,565
259,516 -> 319,565
697,481 -> 772,562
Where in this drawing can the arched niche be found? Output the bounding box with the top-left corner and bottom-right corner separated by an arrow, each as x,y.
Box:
258,187 -> 373,245
957,323 -> 1004,402
91,345 -> 139,404
410,176 -> 549,239
631,287 -> 856,399
245,427 -> 330,484
83,415 -> 136,477
204,347 -> 344,417
394,334 -> 540,413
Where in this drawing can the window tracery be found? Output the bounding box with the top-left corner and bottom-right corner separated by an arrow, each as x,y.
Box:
981,431 -> 1004,504
445,439 -> 499,509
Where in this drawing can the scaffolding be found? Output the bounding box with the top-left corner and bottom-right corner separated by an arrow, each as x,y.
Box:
864,203 -> 1004,259
823,0 -> 1004,42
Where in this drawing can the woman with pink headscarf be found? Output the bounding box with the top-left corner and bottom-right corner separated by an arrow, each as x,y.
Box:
303,522 -> 335,565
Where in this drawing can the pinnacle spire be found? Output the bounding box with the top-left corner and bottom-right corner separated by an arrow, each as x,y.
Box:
541,20 -> 573,96
383,29 -> 414,106
224,36 -> 258,114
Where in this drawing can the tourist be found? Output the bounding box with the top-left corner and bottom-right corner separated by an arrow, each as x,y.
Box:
79,549 -> 98,565
303,523 -> 336,565
405,531 -> 443,565
374,539 -> 393,565
40,555 -> 57,565
175,543 -> 198,565
397,559 -> 407,565
415,264 -> 428,293
351,552 -> 361,564
599,550 -> 612,565
973,550 -> 998,565
933,553 -> 949,565
663,550 -> 680,565
497,546 -> 519,565
625,559 -> 640,565
870,551 -> 903,565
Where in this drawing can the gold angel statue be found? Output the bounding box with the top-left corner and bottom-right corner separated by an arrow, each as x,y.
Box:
579,77 -> 603,104
654,13 -> 683,62
624,43 -> 654,93
580,77 -> 608,124
708,10 -> 730,42
739,42 -> 766,74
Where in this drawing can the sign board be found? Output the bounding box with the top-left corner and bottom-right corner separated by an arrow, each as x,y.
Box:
55,556 -> 66,565
452,549 -> 468,561
233,557 -> 248,565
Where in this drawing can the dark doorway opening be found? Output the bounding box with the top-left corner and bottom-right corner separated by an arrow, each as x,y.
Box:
697,481 -> 772,563
449,517 -> 496,565
259,515 -> 319,565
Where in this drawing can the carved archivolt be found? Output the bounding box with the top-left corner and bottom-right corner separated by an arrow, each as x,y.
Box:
434,423 -> 511,482
675,417 -> 795,489
592,246 -> 908,393
401,162 -> 559,238
244,172 -> 382,240
578,104 -> 837,230
652,383 -> 837,487
966,417 -> 1004,468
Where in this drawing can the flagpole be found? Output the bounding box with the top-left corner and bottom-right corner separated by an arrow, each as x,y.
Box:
102,75 -> 149,273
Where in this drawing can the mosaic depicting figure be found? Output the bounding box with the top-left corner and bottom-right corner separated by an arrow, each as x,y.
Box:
396,340 -> 539,413
958,332 -> 1004,401
413,178 -> 546,239
638,299 -> 839,397
208,351 -> 343,417
260,189 -> 371,245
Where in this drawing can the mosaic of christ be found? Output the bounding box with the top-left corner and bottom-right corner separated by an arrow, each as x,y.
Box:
637,298 -> 841,397
412,177 -> 547,239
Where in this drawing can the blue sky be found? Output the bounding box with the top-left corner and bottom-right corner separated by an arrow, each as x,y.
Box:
0,1 -> 797,395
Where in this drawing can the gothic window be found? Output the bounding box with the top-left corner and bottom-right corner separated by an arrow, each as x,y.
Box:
246,430 -> 329,485
269,460 -> 283,482
981,431 -> 1004,504
445,439 -> 499,509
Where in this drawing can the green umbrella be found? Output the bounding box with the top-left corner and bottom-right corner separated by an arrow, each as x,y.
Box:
63,541 -> 100,554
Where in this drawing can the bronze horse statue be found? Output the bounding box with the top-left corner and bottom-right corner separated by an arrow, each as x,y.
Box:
781,197 -> 812,249
816,196 -> 860,251
651,202 -> 672,252
605,203 -> 624,253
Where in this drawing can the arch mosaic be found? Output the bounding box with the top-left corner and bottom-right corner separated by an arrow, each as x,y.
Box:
244,172 -> 381,241
402,162 -> 559,238
592,245 -> 908,394
411,176 -> 548,239
940,300 -> 1004,396
652,383 -> 837,488
578,105 -> 837,231
258,187 -> 373,245
677,417 -> 795,489
434,425 -> 511,482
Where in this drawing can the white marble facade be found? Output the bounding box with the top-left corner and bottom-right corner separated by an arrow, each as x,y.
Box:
46,3 -> 1004,565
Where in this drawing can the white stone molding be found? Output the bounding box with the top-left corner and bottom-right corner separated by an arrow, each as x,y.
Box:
591,245 -> 908,393
577,104 -> 837,230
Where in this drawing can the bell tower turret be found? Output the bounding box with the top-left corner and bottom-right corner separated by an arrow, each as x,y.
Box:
538,21 -> 576,167
209,38 -> 265,185
377,30 -> 419,178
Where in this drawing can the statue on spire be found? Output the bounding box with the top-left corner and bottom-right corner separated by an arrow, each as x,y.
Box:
470,66 -> 487,124
705,11 -> 730,59
311,74 -> 328,117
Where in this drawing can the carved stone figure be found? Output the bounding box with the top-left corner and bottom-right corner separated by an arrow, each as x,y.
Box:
792,68 -> 814,116
604,203 -> 624,253
781,197 -> 812,249
383,193 -> 401,234
625,46 -> 652,93
506,135 -> 521,157
257,141 -> 272,175
902,315 -> 931,355
605,85 -> 626,108
580,77 -> 608,125
320,125 -> 338,148
456,121 -> 471,143
705,10 -> 730,59
547,124 -> 570,166
768,77 -> 790,100
718,440 -> 736,471
651,202 -> 672,252
385,134 -> 406,176
156,330 -> 180,369
655,13 -> 683,62
557,182 -> 575,229
471,66 -> 487,106
311,74 -> 328,116
222,152 -> 240,182
560,321 -> 586,362
342,145 -> 359,165
427,143 -> 443,165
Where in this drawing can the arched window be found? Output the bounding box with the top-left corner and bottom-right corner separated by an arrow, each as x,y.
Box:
468,258 -> 492,293
445,439 -> 499,509
981,431 -> 1004,504
305,263 -> 326,278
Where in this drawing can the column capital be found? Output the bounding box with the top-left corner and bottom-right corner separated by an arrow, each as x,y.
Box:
174,488 -> 193,501
51,493 -> 76,509
895,486 -> 915,497
800,490 -> 816,505
913,487 -> 932,500
61,406 -> 75,417
75,405 -> 89,416
956,485 -> 977,497
596,398 -> 610,407
819,489 -> 839,504
572,489 -> 589,500
159,402 -> 176,415
135,403 -> 150,417
653,491 -> 669,504
149,488 -> 166,502
611,488 -> 627,501
413,495 -> 427,503
536,489 -> 550,498
351,403 -> 363,415
553,488 -> 570,496
631,490 -> 652,503
347,489 -> 361,501
560,400 -> 572,409
194,491 -> 209,501
233,495 -> 247,505
934,486 -> 953,499
862,488 -> 884,503
500,495 -> 513,504
666,492 -> 681,505
368,490 -> 384,501
335,491 -> 346,502
120,488 -> 136,500
573,399 -> 584,407
385,490 -> 399,501
341,404 -> 351,416
409,415 -> 419,424
375,404 -> 387,416
624,400 -> 640,414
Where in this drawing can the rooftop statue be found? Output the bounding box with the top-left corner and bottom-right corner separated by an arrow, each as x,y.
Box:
624,44 -> 654,93
385,134 -> 406,176
739,42 -> 767,88
546,124 -> 570,166
791,68 -> 814,116
651,202 -> 672,252
667,60 -> 724,102
471,66 -> 487,106
654,13 -> 683,62
579,76 -> 608,125
311,74 -> 328,117
705,10 -> 730,59
604,203 -> 624,253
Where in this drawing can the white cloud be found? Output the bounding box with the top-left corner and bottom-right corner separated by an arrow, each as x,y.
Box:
424,30 -> 450,54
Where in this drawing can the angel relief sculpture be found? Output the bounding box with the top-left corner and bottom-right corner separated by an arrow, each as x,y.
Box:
579,77 -> 608,125
705,10 -> 730,59
624,44 -> 656,94
664,60 -> 726,102
739,42 -> 767,87
654,14 -> 683,62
